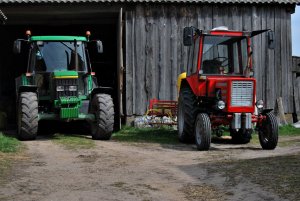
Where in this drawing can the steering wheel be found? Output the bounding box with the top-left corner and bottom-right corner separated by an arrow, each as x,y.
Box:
213,57 -> 229,67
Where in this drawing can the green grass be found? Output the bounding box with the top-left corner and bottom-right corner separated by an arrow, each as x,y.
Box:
112,126 -> 178,144
0,133 -> 21,153
279,124 -> 300,136
52,134 -> 95,150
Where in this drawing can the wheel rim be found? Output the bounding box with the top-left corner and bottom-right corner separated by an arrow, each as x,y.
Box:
195,116 -> 201,145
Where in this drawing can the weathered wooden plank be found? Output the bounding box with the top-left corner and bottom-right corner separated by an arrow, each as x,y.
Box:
125,10 -> 133,116
281,8 -> 288,113
266,6 -> 275,109
145,5 -> 154,103
158,5 -> 167,101
286,10 -> 293,113
261,6 -> 267,107
274,6 -> 282,102
134,5 -> 146,115
170,6 -> 178,100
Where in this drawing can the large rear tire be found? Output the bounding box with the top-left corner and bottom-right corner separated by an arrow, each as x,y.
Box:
258,112 -> 278,150
178,86 -> 198,143
17,92 -> 38,141
91,94 -> 114,140
194,113 -> 211,151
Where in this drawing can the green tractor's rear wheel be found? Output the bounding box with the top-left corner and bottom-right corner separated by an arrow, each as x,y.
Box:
17,92 -> 38,140
91,94 -> 114,140
258,112 -> 278,150
178,86 -> 198,143
194,113 -> 211,151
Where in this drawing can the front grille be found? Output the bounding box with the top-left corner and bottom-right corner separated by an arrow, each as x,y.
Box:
54,78 -> 78,99
231,81 -> 253,107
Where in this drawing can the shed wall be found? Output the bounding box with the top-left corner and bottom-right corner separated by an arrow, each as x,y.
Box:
125,4 -> 294,116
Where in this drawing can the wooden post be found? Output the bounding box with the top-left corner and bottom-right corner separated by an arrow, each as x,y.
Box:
275,97 -> 288,125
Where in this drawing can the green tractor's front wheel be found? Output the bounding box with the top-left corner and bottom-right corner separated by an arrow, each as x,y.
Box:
17,92 -> 38,140
90,94 -> 114,140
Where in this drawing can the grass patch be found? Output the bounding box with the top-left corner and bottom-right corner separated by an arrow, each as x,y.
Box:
52,134 -> 95,150
0,133 -> 21,153
112,126 -> 178,144
203,154 -> 300,201
279,124 -> 300,136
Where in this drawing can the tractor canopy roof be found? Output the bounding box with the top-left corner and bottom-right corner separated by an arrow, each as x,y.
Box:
200,27 -> 268,37
30,36 -> 88,42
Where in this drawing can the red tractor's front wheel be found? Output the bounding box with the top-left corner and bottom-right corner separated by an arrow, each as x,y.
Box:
194,113 -> 211,151
258,112 -> 278,150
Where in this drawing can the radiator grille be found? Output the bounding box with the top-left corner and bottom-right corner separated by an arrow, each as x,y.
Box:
54,79 -> 78,99
231,81 -> 253,107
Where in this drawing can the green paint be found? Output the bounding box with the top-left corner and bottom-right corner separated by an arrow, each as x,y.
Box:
79,95 -> 88,100
60,107 -> 79,119
87,75 -> 93,94
21,74 -> 29,85
53,71 -> 78,77
30,36 -> 87,42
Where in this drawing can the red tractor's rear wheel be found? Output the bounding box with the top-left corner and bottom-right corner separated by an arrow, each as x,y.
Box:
178,86 -> 198,143
194,113 -> 211,150
258,112 -> 278,150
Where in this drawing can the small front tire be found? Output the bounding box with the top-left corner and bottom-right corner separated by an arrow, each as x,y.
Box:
258,112 -> 278,150
194,113 -> 211,151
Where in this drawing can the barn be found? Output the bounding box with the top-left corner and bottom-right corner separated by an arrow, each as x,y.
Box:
0,0 -> 299,128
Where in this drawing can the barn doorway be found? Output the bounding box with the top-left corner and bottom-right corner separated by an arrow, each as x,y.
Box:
0,5 -> 123,130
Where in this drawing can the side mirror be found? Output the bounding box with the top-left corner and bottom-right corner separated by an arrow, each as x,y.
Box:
183,27 -> 194,46
96,40 -> 103,53
13,40 -> 21,54
267,31 -> 275,49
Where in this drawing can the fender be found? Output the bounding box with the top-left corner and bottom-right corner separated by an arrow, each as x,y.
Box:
18,85 -> 38,95
177,72 -> 187,93
90,87 -> 113,100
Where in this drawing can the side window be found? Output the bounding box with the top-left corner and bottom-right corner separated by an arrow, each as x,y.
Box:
187,36 -> 200,76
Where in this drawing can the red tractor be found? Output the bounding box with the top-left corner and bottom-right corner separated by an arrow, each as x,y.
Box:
177,26 -> 278,150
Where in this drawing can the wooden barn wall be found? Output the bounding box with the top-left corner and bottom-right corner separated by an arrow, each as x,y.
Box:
125,4 -> 294,116
292,56 -> 300,115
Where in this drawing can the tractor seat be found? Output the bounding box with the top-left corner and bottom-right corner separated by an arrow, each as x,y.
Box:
202,59 -> 222,74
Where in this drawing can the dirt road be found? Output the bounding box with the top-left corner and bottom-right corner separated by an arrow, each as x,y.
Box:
1,135 -> 300,201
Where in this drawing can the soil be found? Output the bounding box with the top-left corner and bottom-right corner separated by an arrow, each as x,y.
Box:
0,135 -> 300,201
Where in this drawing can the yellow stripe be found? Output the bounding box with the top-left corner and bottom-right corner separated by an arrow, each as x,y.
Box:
53,76 -> 78,79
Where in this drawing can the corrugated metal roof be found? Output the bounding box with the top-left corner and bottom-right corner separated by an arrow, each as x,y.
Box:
0,0 -> 299,4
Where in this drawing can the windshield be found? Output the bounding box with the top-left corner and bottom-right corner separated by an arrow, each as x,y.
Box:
29,41 -> 88,72
201,35 -> 248,75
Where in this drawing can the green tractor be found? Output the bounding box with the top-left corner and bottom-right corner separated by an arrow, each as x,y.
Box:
14,31 -> 114,140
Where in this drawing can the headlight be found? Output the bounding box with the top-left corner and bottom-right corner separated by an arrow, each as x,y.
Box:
68,86 -> 77,91
217,100 -> 226,110
256,100 -> 264,109
56,86 -> 64,91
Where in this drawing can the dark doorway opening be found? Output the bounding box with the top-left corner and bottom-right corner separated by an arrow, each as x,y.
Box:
0,14 -> 121,130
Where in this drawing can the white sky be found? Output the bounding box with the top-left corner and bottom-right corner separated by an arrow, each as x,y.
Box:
292,6 -> 300,56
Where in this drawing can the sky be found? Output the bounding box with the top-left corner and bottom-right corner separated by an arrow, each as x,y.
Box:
292,6 -> 300,56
